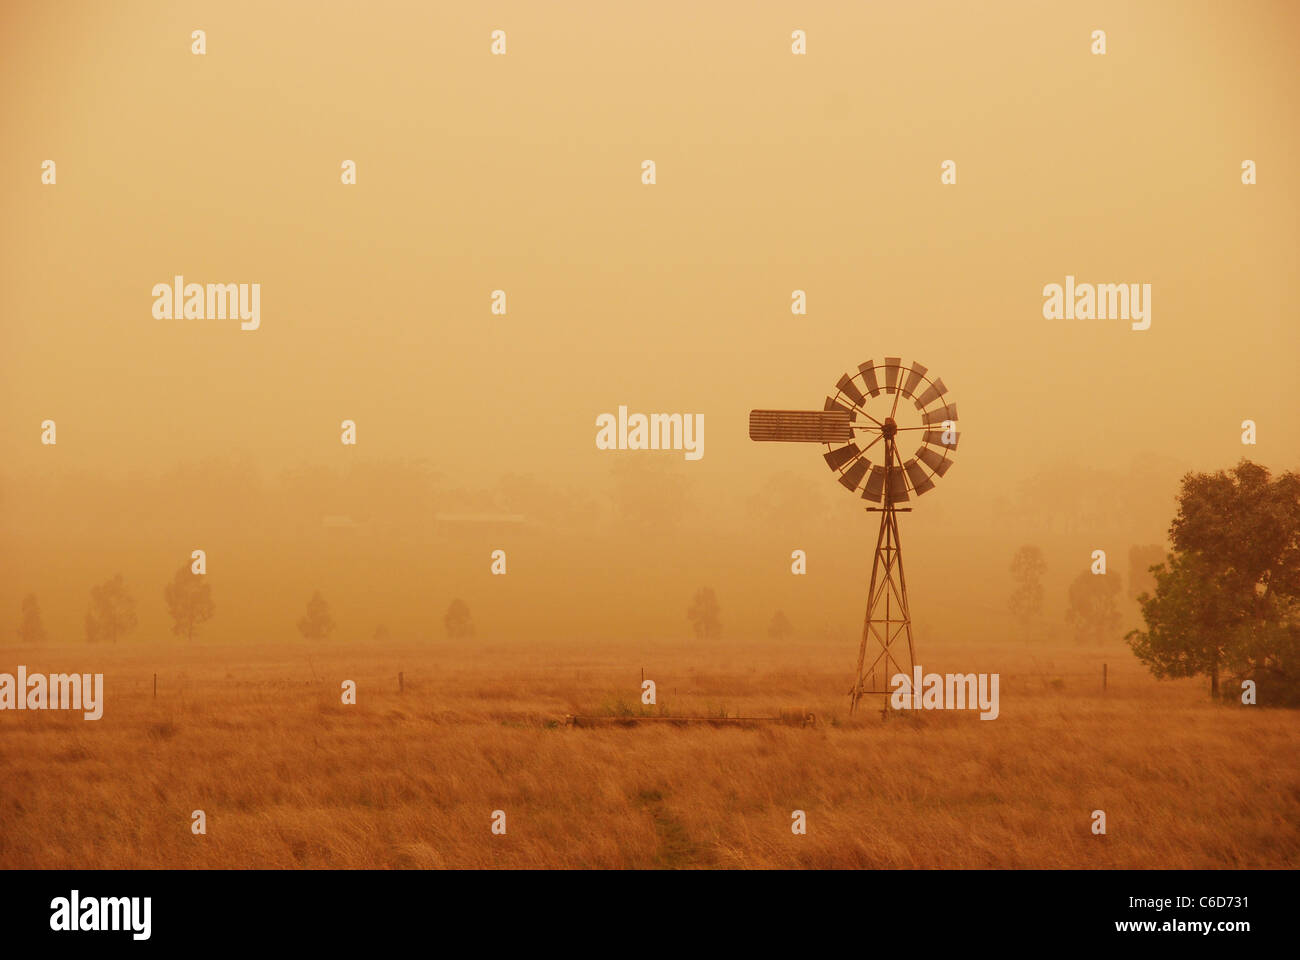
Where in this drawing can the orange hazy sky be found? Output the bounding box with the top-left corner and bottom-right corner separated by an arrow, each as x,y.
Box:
2,1 -> 1297,646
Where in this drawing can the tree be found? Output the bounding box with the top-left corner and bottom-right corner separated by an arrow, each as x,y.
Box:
1230,606 -> 1300,706
1128,552 -> 1233,696
17,593 -> 47,645
1065,569 -> 1121,645
1128,460 -> 1300,702
444,598 -> 474,638
297,591 -> 334,641
85,574 -> 137,644
163,563 -> 215,641
768,610 -> 793,642
687,587 -> 721,641
1127,544 -> 1165,602
1008,545 -> 1047,632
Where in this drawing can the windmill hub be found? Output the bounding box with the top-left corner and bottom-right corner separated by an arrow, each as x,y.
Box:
748,357 -> 960,714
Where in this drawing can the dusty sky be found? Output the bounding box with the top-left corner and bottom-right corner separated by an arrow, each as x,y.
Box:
2,1 -> 1297,647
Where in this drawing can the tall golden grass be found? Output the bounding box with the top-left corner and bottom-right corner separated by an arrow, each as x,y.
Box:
1,636 -> 1295,868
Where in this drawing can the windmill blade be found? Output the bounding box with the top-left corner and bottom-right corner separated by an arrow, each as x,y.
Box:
922,402 -> 957,425
923,430 -> 959,450
823,443 -> 861,471
835,373 -> 866,407
916,445 -> 954,476
823,396 -> 858,420
903,458 -> 936,495
913,377 -> 947,409
901,362 -> 927,398
883,357 -> 902,392
887,468 -> 910,502
749,409 -> 853,442
863,465 -> 886,502
838,457 -> 871,492
858,361 -> 882,397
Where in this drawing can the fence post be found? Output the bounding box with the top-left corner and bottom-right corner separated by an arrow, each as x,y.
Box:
153,673 -> 157,698
1103,663 -> 1108,691
399,671 -> 404,693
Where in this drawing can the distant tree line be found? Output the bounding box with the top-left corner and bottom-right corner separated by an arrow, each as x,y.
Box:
15,572 -> 476,644
1006,544 -> 1157,646
16,563 -> 217,645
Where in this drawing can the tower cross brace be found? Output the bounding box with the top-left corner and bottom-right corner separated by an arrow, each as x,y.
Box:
850,426 -> 915,712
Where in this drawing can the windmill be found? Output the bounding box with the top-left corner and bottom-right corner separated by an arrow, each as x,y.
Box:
749,358 -> 959,713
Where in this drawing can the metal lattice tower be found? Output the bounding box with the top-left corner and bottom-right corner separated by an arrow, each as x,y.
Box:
749,357 -> 959,713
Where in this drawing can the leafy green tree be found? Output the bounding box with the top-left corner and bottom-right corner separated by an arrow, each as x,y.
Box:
1128,460 -> 1300,702
1128,552 -> 1228,693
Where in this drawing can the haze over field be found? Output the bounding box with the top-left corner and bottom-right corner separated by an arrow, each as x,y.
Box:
2,1 -> 1298,650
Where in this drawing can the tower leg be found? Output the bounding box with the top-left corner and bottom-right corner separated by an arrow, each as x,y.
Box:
849,443 -> 916,714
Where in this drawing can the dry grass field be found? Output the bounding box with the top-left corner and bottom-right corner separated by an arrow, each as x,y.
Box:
1,636 -> 1297,869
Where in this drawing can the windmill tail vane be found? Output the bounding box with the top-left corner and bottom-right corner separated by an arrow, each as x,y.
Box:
748,357 -> 960,714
